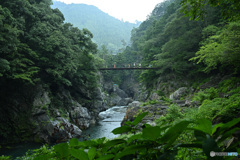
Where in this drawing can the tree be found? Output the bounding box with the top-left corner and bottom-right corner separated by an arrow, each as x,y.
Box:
180,0 -> 240,21
0,5 -> 39,83
190,21 -> 240,74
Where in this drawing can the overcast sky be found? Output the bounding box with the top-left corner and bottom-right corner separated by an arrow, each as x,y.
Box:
54,0 -> 165,23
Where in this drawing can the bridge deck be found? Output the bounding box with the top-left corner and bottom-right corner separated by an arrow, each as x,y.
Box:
98,67 -> 160,70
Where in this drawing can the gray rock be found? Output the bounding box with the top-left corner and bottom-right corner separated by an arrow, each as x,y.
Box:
128,101 -> 142,108
56,117 -> 82,138
32,108 -> 46,116
33,86 -> 51,108
53,109 -> 61,117
169,87 -> 188,100
92,100 -> 106,112
72,125 -> 82,138
70,106 -> 91,129
160,106 -> 169,110
149,93 -> 161,100
93,87 -> 103,101
118,98 -> 133,106
109,94 -> 122,106
115,87 -> 128,98
103,81 -> 114,93
70,107 -> 91,119
34,117 -> 82,143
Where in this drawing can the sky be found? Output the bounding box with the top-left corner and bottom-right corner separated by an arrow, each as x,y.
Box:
54,0 -> 165,23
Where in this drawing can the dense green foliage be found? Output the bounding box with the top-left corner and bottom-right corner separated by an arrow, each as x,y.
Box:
181,0 -> 240,21
117,0 -> 239,92
128,0 -> 224,89
190,21 -> 240,74
52,2 -> 140,53
0,0 -> 97,87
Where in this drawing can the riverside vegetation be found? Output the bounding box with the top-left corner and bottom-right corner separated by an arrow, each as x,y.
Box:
1,0 -> 240,159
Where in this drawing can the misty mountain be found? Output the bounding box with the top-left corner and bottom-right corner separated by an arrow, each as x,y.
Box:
52,1 -> 140,53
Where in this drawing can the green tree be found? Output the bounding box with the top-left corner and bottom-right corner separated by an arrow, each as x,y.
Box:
190,21 -> 240,74
180,0 -> 240,21
0,5 -> 39,83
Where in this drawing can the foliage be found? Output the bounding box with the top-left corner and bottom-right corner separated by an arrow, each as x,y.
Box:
0,155 -> 11,160
0,0 -> 99,88
180,0 -> 240,21
190,21 -> 240,74
192,87 -> 219,104
174,79 -> 240,123
156,104 -> 184,124
124,0 -> 222,89
0,5 -> 39,83
16,112 -> 240,160
141,100 -> 158,106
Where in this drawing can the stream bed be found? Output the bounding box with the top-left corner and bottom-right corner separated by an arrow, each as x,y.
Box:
80,106 -> 128,140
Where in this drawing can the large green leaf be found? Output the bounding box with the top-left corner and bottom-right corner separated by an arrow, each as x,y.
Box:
215,118 -> 240,136
132,112 -> 148,126
142,126 -> 162,140
70,149 -> 89,160
54,143 -> 69,159
193,119 -> 212,135
96,154 -> 115,160
69,138 -> 79,147
211,123 -> 224,136
194,130 -> 207,141
88,147 -> 97,160
217,127 -> 240,143
104,139 -> 127,147
202,137 -> 222,160
114,144 -> 147,160
160,121 -> 192,149
112,125 -> 132,135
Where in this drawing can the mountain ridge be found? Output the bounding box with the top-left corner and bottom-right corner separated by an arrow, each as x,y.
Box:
51,1 -> 140,53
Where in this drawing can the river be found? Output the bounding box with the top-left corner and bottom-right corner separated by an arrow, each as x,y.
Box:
0,106 -> 127,158
80,105 -> 128,140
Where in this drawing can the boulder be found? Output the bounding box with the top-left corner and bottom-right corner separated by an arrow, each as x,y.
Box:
109,94 -> 122,106
118,98 -> 133,106
33,86 -> 51,108
70,106 -> 91,129
149,92 -> 161,101
33,116 -> 82,143
169,87 -> 188,100
103,81 -> 114,93
128,101 -> 142,108
93,87 -> 104,101
53,109 -> 61,117
115,87 -> 128,98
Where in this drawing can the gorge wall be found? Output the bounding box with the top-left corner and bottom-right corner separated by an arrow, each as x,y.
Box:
0,72 -> 136,145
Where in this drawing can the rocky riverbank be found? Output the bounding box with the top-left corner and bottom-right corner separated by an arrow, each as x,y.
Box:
31,82 -> 134,144
121,87 -> 196,128
0,77 -> 135,145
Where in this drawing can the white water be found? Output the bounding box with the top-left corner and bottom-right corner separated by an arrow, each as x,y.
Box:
80,106 -> 128,140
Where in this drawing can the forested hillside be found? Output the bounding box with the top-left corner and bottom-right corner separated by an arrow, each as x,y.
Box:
0,0 -> 102,145
52,1 -> 140,53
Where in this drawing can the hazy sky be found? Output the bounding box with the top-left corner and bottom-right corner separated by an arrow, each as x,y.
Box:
54,0 -> 165,23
